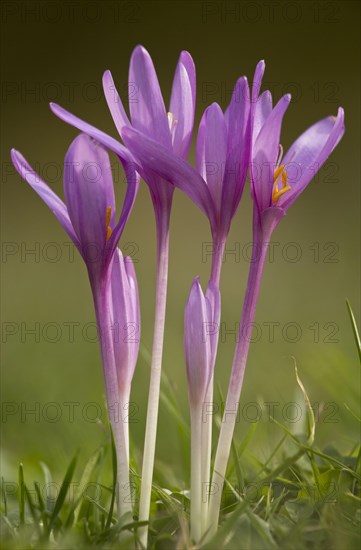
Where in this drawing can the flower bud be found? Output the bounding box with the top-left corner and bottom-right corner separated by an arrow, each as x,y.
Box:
110,248 -> 140,393
184,277 -> 220,407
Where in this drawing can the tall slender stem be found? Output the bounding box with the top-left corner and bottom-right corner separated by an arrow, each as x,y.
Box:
138,213 -> 170,548
207,229 -> 269,536
191,403 -> 203,543
210,236 -> 226,286
93,278 -> 132,517
201,236 -> 226,534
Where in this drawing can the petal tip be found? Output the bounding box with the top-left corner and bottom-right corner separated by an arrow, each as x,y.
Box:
10,148 -> 20,166
132,44 -> 149,59
102,69 -> 112,82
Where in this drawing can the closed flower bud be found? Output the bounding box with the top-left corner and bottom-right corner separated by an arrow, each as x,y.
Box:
184,277 -> 220,407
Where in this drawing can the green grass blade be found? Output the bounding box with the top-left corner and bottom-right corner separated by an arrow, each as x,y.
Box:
34,481 -> 48,534
40,461 -> 53,513
1,477 -> 8,517
346,299 -> 361,363
293,357 -> 315,445
48,453 -> 78,533
71,449 -> 101,526
86,496 -> 117,524
18,463 -> 25,527
24,484 -> 42,538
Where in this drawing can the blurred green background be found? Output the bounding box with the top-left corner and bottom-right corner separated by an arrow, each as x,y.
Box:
1,0 -> 360,485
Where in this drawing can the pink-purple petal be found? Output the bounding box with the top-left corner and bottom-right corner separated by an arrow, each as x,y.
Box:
222,76 -> 251,225
11,148 -> 79,247
204,103 -> 228,209
106,159 -> 139,263
64,134 -> 115,256
252,90 -> 273,148
102,69 -> 131,139
178,51 -> 196,110
251,60 -> 266,106
169,57 -> 195,158
50,103 -> 136,165
252,94 -> 291,211
279,107 -> 345,209
129,45 -> 171,148
122,126 -> 216,227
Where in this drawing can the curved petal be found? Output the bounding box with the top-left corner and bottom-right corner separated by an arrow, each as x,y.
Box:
122,126 -> 217,228
222,76 -> 251,226
251,60 -> 266,106
252,94 -> 291,212
102,69 -> 131,139
204,103 -> 228,209
106,158 -> 139,262
169,53 -> 195,158
129,45 -> 171,148
178,50 -> 196,110
50,103 -> 136,165
252,90 -> 273,148
64,134 -> 115,257
279,107 -> 345,209
11,149 -> 79,247
196,109 -> 207,178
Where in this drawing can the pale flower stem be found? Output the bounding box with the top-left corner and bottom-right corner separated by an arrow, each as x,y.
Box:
201,378 -> 213,534
115,389 -> 132,515
93,281 -> 132,517
207,235 -> 269,537
201,237 -> 225,534
138,217 -> 170,548
191,403 -> 203,543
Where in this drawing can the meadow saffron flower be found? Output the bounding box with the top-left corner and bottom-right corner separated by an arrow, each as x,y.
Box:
184,277 -> 220,542
207,61 -> 345,536
122,75 -> 250,284
49,45 -> 196,546
11,134 -> 139,517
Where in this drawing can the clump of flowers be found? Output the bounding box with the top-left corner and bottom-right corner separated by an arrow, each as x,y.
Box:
12,46 -> 344,546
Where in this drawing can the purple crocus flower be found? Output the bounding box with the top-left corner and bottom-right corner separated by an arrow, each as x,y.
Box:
11,135 -> 138,286
11,134 -> 139,516
122,75 -> 250,284
207,61 -> 345,537
49,46 -> 196,545
250,60 -> 345,242
184,277 -> 220,543
50,45 -> 195,227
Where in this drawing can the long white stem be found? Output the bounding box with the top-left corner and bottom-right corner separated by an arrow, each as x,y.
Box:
191,403 -> 203,543
138,217 -> 170,548
116,388 -> 132,514
207,232 -> 269,537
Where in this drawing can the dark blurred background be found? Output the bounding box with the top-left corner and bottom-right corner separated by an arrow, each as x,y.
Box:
1,0 -> 360,484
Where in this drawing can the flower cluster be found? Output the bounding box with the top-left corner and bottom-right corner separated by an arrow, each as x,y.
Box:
12,45 -> 344,546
